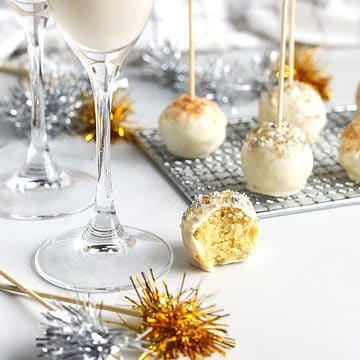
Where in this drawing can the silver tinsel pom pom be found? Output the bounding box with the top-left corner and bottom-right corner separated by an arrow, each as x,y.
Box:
0,71 -> 89,138
142,39 -> 186,87
251,50 -> 279,92
0,50 -> 128,138
142,41 -> 278,115
36,303 -> 149,360
188,57 -> 259,105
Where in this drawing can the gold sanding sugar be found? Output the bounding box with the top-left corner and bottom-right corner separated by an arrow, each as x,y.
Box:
167,94 -> 214,117
244,121 -> 308,156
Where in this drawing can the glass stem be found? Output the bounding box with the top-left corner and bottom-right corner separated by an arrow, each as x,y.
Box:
18,8 -> 60,181
82,62 -> 129,248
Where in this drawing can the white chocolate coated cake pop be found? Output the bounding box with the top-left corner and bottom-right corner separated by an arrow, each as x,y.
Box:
181,190 -> 259,272
158,94 -> 227,159
259,80 -> 327,142
241,122 -> 314,197
339,116 -> 360,181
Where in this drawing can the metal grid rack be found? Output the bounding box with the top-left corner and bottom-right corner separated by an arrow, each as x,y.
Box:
136,105 -> 360,218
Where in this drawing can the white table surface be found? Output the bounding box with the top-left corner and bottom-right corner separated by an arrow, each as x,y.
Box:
1,48 -> 360,360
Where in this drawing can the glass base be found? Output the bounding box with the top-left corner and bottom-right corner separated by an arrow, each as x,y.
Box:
34,226 -> 173,292
0,168 -> 95,220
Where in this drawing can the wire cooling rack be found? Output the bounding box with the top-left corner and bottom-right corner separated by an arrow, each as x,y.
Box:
136,105 -> 359,218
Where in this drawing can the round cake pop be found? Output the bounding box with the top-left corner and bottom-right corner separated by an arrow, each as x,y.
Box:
245,0 -> 314,197
158,94 -> 227,159
241,122 -> 314,197
339,116 -> 360,181
258,80 -> 327,143
181,190 -> 259,272
159,0 -> 227,159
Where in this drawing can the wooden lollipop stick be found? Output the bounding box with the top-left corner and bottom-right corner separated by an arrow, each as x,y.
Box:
188,0 -> 196,100
288,0 -> 296,86
0,269 -> 55,311
0,65 -> 28,77
277,0 -> 290,129
0,282 -> 141,317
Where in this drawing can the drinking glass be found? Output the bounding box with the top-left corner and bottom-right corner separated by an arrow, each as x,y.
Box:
34,0 -> 173,292
1,0 -> 95,219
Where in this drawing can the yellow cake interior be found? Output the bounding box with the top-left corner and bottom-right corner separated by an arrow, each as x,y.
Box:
193,207 -> 258,266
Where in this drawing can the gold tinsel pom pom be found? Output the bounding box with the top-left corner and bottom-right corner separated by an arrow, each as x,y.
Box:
126,271 -> 235,360
293,46 -> 333,101
276,46 -> 333,101
285,46 -> 333,101
78,90 -> 139,143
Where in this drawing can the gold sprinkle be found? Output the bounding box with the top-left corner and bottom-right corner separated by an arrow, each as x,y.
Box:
167,94 -> 214,117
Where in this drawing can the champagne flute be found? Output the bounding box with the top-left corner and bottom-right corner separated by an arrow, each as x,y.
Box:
1,0 -> 95,219
34,0 -> 173,292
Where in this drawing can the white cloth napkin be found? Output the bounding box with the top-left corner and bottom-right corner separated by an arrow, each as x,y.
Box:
140,0 -> 360,49
137,0 -> 263,50
1,0 -> 360,61
246,0 -> 360,46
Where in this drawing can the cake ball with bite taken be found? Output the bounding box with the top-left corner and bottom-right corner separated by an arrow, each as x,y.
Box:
259,80 -> 327,142
339,116 -> 360,181
158,94 -> 227,159
181,190 -> 259,272
241,121 -> 314,197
